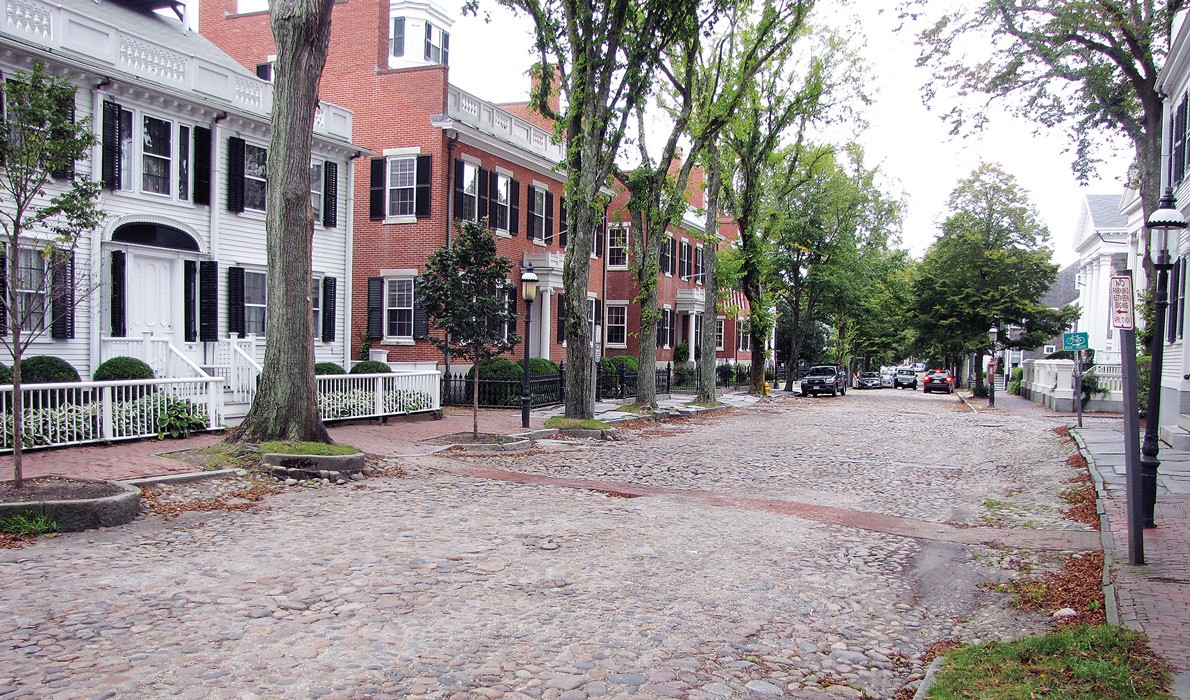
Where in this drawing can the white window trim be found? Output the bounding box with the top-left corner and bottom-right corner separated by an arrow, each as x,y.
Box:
530,186 -> 547,246
311,275 -> 322,342
660,305 -> 672,349
492,172 -> 511,233
384,154 -> 418,223
606,224 -> 629,270
695,244 -> 704,285
108,104 -> 196,205
243,269 -> 268,337
605,304 -> 628,348
715,317 -> 725,352
383,276 -> 416,342
243,142 -> 268,213
10,246 -> 49,335
310,160 -> 324,227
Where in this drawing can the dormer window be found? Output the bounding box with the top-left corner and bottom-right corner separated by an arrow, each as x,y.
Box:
425,22 -> 449,65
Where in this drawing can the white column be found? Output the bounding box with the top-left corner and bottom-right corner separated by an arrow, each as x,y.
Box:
687,311 -> 698,365
538,292 -> 552,360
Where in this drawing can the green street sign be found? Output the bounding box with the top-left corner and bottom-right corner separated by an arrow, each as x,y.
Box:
1063,332 -> 1089,351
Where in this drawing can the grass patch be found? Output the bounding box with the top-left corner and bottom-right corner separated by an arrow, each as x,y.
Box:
0,511 -> 58,536
617,402 -> 654,414
259,441 -> 361,456
544,416 -> 611,430
687,400 -> 723,408
927,624 -> 1173,699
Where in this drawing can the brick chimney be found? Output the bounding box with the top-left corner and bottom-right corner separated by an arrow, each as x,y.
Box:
530,63 -> 562,116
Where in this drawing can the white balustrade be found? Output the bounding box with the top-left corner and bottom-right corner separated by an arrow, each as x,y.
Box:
316,371 -> 441,422
446,84 -> 564,164
1,377 -> 224,452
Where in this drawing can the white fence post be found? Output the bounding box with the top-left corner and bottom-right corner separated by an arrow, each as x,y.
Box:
101,386 -> 114,440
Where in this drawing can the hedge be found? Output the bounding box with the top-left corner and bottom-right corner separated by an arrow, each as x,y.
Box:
315,362 -> 346,375
350,360 -> 392,374
20,356 -> 80,384
93,356 -> 155,382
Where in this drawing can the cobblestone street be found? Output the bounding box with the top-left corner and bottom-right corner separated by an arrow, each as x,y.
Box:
0,390 -> 1095,699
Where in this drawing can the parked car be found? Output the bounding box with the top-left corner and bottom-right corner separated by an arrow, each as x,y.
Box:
857,371 -> 882,389
912,362 -> 926,372
801,366 -> 846,397
880,368 -> 895,388
894,367 -> 918,389
922,369 -> 955,394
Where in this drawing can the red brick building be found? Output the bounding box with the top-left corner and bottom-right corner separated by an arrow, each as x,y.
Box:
199,0 -> 603,370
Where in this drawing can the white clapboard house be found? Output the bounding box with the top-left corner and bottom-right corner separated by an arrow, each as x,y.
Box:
1,0 -> 360,426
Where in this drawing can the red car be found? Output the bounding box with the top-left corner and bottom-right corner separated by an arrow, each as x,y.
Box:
922,369 -> 955,394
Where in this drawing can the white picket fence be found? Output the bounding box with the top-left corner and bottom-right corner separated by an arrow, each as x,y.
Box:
2,377 -> 225,452
316,371 -> 441,422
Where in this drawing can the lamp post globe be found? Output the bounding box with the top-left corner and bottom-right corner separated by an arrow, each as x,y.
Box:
1140,188 -> 1187,527
520,266 -> 538,429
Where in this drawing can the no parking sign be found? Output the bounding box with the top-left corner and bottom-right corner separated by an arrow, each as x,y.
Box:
1111,275 -> 1134,330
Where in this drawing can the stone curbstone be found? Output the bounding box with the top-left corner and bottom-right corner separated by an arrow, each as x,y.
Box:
1069,428 -> 1120,627
261,452 -> 367,481
122,468 -> 247,488
0,480 -> 141,532
911,656 -> 946,700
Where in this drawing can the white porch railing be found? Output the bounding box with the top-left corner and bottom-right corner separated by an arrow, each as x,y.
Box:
2,377 -> 224,452
102,333 -> 207,379
1091,362 -> 1123,393
316,371 -> 441,422
211,335 -> 263,404
1020,359 -> 1124,410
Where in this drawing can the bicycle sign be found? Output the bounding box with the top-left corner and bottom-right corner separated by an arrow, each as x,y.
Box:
1063,332 -> 1089,351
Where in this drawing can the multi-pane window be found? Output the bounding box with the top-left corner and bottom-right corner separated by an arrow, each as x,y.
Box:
659,308 -> 672,348
694,245 -> 704,283
244,271 -> 267,335
694,314 -> 702,348
142,116 -> 172,195
386,278 -> 414,338
458,161 -> 479,221
425,22 -> 450,65
530,187 -> 546,240
587,298 -> 597,339
387,156 -> 416,217
13,247 -> 48,333
310,161 -> 324,223
716,319 -> 725,351
118,107 -> 133,190
244,144 -> 268,211
390,17 -> 405,56
311,276 -> 321,339
493,173 -> 511,231
737,320 -> 752,351
606,305 -> 627,346
607,226 -> 628,268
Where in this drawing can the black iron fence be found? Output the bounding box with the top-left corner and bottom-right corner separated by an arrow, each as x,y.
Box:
596,365 -> 672,400
441,371 -> 563,409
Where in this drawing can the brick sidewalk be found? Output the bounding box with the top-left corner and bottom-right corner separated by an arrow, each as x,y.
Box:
1,407 -> 536,482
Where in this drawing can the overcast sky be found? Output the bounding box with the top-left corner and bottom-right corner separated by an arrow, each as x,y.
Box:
447,2 -> 1133,267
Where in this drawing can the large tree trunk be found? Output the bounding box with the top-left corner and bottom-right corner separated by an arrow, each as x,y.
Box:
231,0 -> 334,444
631,206 -> 660,408
696,147 -> 722,404
472,363 -> 479,440
563,197 -> 596,418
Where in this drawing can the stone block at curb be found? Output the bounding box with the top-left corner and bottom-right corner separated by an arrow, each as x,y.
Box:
0,480 -> 140,532
556,429 -> 605,440
261,452 -> 366,480
911,656 -> 946,700
511,429 -> 558,440
448,439 -> 532,453
123,468 -> 247,488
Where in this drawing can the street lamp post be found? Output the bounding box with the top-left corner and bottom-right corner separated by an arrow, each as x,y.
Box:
1140,188 -> 1186,528
520,266 -> 538,429
988,324 -> 999,408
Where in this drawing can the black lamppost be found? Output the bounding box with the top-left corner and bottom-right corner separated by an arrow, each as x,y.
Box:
988,324 -> 999,408
1140,188 -> 1186,528
520,265 -> 538,429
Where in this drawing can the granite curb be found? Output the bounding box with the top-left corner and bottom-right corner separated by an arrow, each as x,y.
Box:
0,478 -> 141,532
1069,428 -> 1121,627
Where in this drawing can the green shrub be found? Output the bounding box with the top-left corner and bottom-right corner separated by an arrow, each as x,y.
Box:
1046,348 -> 1096,365
20,356 -> 80,383
467,357 -> 521,379
608,355 -> 638,372
1138,355 -> 1151,416
674,364 -> 696,387
716,363 -> 736,382
350,360 -> 392,374
1080,368 -> 1110,410
92,356 -> 154,382
314,362 -> 346,375
0,363 -> 12,385
519,357 -> 560,376
674,341 -> 690,363
1,393 -> 208,449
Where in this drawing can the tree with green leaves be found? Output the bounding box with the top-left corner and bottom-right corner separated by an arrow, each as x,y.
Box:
0,64 -> 104,486
614,0 -> 816,406
466,0 -> 701,418
908,0 -> 1181,266
721,28 -> 867,393
232,0 -> 335,444
909,163 -> 1078,370
419,219 -> 520,439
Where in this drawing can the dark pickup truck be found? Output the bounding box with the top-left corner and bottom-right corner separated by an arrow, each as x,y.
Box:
800,365 -> 846,397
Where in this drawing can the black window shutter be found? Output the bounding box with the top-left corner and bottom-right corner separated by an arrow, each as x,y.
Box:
413,276 -> 429,339
369,157 -> 385,220
596,220 -> 605,257
391,17 -> 405,56
183,260 -> 197,342
110,250 -> 126,337
323,161 -> 338,228
453,159 -> 465,219
51,94 -> 75,180
478,167 -> 490,222
227,137 -> 246,213
193,127 -> 211,205
559,197 -> 567,248
442,31 -> 449,65
424,21 -> 433,60
509,179 -> 521,235
199,260 -> 218,341
556,294 -> 565,343
526,186 -> 537,240
102,101 -> 121,189
322,277 -> 337,342
415,154 -> 432,218
50,250 -> 74,340
0,246 -> 6,335
595,299 -> 603,326
227,266 -> 246,336
367,277 -> 384,340
488,170 -> 499,226
545,191 -> 554,245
